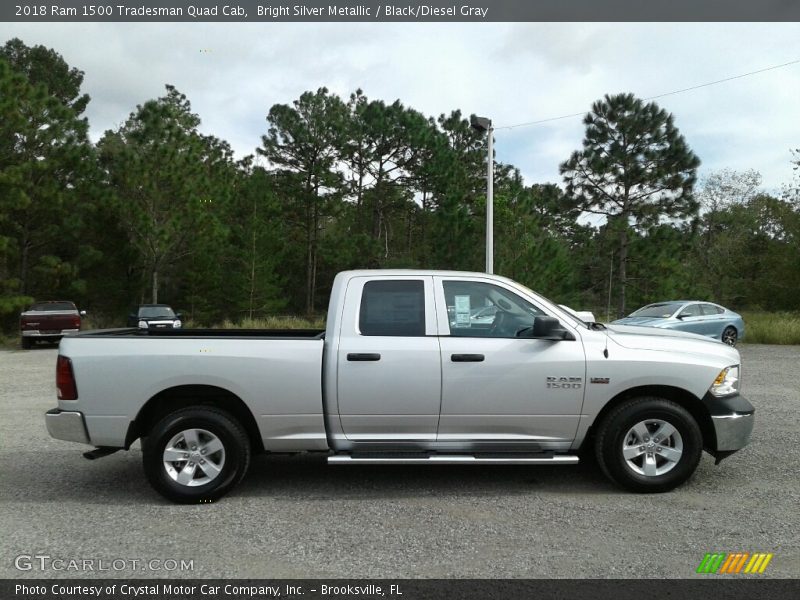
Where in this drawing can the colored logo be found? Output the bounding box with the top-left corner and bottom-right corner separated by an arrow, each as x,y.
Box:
696,552 -> 774,574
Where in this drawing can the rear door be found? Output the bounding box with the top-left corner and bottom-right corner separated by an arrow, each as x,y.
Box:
335,276 -> 442,442
700,303 -> 725,337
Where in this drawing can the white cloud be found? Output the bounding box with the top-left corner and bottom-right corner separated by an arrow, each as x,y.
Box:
2,21 -> 799,189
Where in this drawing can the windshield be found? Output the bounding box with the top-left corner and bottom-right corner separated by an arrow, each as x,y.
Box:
29,302 -> 76,311
630,303 -> 681,318
139,306 -> 176,318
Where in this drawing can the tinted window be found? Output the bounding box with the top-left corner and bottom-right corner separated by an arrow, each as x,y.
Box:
701,303 -> 724,315
630,303 -> 680,318
680,304 -> 702,317
359,280 -> 425,337
139,306 -> 176,318
29,302 -> 76,311
443,280 -> 545,338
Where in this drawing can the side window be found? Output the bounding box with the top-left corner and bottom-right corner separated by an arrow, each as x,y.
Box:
442,280 -> 545,338
680,304 -> 702,317
359,280 -> 426,337
701,303 -> 721,315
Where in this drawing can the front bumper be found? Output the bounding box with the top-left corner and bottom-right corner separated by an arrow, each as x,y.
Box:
45,408 -> 90,444
703,393 -> 754,458
143,320 -> 179,329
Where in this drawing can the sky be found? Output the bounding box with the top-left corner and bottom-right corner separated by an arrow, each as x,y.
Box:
2,22 -> 800,192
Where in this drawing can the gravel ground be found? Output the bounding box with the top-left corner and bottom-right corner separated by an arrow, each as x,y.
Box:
0,344 -> 798,579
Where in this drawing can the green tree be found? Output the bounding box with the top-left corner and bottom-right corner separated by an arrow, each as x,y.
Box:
0,37 -> 90,115
225,162 -> 286,320
98,85 -> 234,304
695,169 -> 761,299
560,93 -> 700,317
0,56 -> 93,306
714,194 -> 800,309
425,110 -> 485,270
258,87 -> 349,314
493,166 -> 577,302
343,91 -> 435,265
790,149 -> 800,201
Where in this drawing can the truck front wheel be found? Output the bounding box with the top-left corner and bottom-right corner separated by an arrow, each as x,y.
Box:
142,407 -> 251,503
594,397 -> 702,493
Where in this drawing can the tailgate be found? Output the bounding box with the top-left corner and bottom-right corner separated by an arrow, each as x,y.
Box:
22,311 -> 80,331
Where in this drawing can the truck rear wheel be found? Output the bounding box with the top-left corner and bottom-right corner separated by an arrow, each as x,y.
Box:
594,397 -> 702,493
142,407 -> 251,503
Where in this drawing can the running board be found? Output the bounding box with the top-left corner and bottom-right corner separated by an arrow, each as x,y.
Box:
328,455 -> 579,465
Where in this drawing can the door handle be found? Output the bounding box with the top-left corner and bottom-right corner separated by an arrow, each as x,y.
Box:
347,353 -> 381,361
451,354 -> 485,362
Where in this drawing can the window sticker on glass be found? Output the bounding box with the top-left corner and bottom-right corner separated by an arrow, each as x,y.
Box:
454,295 -> 471,328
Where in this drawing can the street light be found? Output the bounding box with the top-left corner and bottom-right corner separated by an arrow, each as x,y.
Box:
471,115 -> 493,274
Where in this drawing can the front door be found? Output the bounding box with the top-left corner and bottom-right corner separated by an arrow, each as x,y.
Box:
673,303 -> 705,335
434,277 -> 585,450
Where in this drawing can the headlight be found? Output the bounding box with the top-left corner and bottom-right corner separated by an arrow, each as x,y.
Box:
174,319 -> 182,328
709,365 -> 739,397
138,320 -> 148,329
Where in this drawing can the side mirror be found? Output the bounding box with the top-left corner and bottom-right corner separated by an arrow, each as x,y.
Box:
176,312 -> 184,320
128,313 -> 136,319
79,310 -> 87,316
677,312 -> 689,320
519,316 -> 575,341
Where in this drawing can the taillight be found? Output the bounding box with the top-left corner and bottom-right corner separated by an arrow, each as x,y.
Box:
72,317 -> 81,328
56,355 -> 78,400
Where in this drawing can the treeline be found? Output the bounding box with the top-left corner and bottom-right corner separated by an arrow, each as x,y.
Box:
1,37 -> 799,329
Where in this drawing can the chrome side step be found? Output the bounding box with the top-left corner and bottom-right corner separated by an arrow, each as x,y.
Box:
328,455 -> 579,465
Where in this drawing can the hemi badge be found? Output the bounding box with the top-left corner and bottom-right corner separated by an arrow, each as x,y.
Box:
590,377 -> 610,384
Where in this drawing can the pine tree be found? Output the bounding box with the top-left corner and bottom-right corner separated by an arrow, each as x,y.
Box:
560,93 -> 700,317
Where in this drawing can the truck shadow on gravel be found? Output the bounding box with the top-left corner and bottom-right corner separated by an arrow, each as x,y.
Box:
235,454 -> 616,500
9,450 -> 617,505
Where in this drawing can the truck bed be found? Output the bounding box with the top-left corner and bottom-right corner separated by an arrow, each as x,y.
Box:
70,327 -> 325,339
57,329 -> 329,451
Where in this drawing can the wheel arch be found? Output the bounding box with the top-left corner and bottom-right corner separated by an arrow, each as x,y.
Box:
124,385 -> 264,453
581,384 -> 716,452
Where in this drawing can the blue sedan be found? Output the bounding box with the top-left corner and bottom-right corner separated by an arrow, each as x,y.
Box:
613,301 -> 745,346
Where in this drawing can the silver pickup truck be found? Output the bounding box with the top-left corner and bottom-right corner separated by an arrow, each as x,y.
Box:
46,270 -> 754,503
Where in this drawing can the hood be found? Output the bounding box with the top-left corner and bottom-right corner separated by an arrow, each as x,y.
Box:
606,323 -> 740,363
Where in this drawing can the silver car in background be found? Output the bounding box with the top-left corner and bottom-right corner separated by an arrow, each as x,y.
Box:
613,301 -> 744,346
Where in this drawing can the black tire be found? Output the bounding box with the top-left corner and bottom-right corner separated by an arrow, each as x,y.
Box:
21,337 -> 32,350
594,397 -> 702,493
142,407 -> 251,503
722,326 -> 738,346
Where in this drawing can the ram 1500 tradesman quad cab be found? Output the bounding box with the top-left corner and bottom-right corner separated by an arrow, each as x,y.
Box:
45,270 -> 754,503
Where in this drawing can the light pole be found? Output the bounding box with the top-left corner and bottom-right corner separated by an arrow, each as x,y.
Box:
471,115 -> 493,274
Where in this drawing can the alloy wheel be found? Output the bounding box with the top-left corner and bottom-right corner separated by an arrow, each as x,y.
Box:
162,428 -> 226,487
622,419 -> 683,477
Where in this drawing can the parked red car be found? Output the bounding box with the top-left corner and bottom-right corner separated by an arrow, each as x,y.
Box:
19,301 -> 85,349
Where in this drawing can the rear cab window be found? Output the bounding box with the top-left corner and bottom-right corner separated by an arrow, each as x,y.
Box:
29,302 -> 76,312
358,280 -> 426,337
